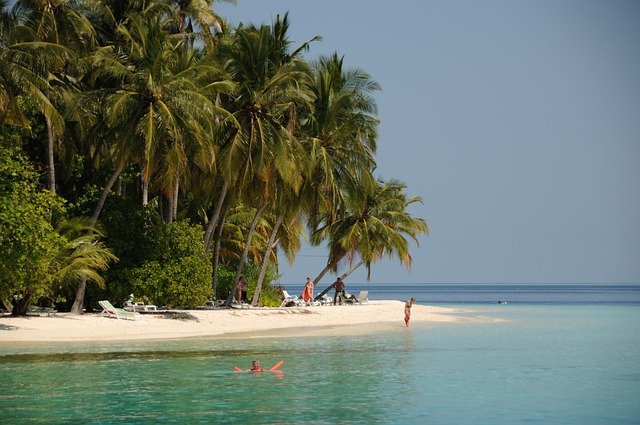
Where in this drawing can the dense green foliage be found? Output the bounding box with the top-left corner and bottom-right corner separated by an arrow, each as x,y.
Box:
0,145 -> 64,310
0,0 -> 428,313
128,221 -> 212,308
0,144 -> 116,314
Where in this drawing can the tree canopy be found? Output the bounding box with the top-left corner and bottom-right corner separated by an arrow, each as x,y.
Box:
0,0 -> 428,313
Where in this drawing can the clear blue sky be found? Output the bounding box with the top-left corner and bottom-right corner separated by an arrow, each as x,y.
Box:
217,0 -> 640,285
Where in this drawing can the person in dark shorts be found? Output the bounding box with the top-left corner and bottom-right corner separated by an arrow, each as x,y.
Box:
333,277 -> 346,305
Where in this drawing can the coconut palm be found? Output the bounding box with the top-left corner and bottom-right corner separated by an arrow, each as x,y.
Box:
52,217 -> 118,290
311,178 -> 428,288
167,0 -> 235,42
292,52 -> 383,289
10,0 -> 96,193
0,20 -> 62,128
301,53 -> 380,234
70,6 -> 234,313
199,14 -> 318,304
91,7 -> 232,215
250,186 -> 305,306
203,13 -> 317,253
10,216 -> 117,316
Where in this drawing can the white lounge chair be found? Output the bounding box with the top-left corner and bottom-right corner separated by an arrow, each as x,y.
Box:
281,290 -> 302,307
99,300 -> 141,320
319,293 -> 333,305
341,290 -> 369,305
231,297 -> 251,309
356,290 -> 369,304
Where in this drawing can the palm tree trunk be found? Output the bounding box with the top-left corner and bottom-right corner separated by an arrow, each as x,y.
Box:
313,262 -> 334,286
91,162 -> 125,223
341,259 -> 365,279
312,257 -> 364,301
142,178 -> 149,206
226,202 -> 268,306
251,214 -> 283,306
311,263 -> 334,300
204,181 -> 229,252
70,162 -> 125,315
168,176 -> 179,222
172,177 -> 179,221
211,209 -> 228,298
45,115 -> 56,193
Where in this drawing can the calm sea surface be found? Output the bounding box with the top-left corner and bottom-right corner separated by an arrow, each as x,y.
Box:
1,284 -> 639,424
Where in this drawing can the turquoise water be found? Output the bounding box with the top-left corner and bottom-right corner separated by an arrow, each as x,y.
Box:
1,304 -> 639,424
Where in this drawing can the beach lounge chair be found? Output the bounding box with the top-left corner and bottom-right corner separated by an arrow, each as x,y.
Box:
339,290 -> 369,305
99,300 -> 141,320
281,290 -> 302,307
355,290 -> 369,304
319,293 -> 333,306
231,298 -> 251,309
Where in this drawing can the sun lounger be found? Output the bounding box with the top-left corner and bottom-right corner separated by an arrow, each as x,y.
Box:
231,298 -> 252,309
339,290 -> 369,305
124,301 -> 158,312
319,293 -> 333,305
281,290 -> 303,307
355,290 -> 369,304
99,300 -> 141,320
28,306 -> 57,316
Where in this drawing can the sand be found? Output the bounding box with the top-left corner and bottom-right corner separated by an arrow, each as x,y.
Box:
0,301 -> 468,342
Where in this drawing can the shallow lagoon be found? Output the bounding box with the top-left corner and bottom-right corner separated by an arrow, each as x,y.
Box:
2,304 -> 639,424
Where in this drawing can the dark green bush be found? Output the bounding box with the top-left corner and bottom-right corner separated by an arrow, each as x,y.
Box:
117,220 -> 212,308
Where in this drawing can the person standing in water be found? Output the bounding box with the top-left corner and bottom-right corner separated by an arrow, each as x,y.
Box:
404,297 -> 416,326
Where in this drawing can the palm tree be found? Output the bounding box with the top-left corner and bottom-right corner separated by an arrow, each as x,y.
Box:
200,14 -> 318,304
52,217 -> 118,291
204,14 -> 318,253
301,53 -> 380,234
311,178 -> 428,289
250,187 -> 304,306
11,216 -> 117,316
289,52 -> 383,290
70,5 -> 234,313
10,0 -> 96,193
92,7 -> 232,211
167,0 -> 235,42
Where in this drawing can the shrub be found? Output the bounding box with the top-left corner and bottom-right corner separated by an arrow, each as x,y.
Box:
127,220 -> 212,308
0,146 -> 66,314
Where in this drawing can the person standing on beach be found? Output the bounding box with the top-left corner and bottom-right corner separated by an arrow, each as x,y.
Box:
236,277 -> 248,303
301,277 -> 314,304
333,277 -> 346,305
404,297 -> 416,326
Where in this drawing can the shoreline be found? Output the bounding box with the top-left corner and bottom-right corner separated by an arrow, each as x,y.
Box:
0,300 -> 471,343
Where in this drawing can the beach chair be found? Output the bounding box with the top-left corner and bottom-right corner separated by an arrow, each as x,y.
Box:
231,298 -> 251,309
281,290 -> 302,307
319,293 -> 333,306
355,290 -> 369,304
99,300 -> 141,320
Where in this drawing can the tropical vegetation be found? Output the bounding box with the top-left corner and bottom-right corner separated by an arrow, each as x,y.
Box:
0,0 -> 428,315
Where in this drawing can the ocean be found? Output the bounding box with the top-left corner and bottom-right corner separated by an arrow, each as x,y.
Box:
1,284 -> 639,424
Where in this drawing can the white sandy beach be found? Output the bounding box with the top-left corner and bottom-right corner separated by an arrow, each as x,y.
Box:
0,301 -> 467,342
